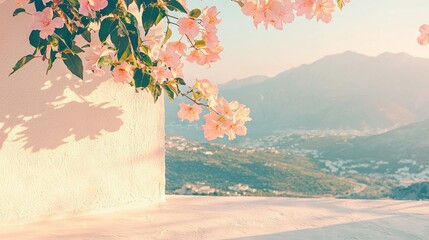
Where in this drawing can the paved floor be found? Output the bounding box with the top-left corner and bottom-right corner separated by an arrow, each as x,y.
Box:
1,196 -> 428,239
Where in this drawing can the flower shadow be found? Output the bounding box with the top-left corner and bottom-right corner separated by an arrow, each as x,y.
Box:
0,1 -> 124,153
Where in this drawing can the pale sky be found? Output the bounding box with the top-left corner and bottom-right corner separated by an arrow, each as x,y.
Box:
185,0 -> 429,83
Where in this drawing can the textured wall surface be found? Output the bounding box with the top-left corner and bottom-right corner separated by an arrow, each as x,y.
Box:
0,1 -> 165,225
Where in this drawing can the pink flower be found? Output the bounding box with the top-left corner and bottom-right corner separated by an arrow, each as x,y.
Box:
242,0 -> 264,27
294,0 -> 316,20
205,44 -> 223,64
177,17 -> 200,39
112,61 -> 134,84
202,30 -> 219,48
152,64 -> 173,83
31,8 -> 64,39
277,0 -> 295,26
167,41 -> 188,56
241,0 -> 259,17
215,97 -> 234,118
196,79 -> 218,99
260,0 -> 292,30
314,0 -> 336,23
78,0 -> 108,16
177,103 -> 203,123
202,112 -> 225,140
159,46 -> 182,69
142,23 -> 165,60
230,101 -> 252,123
222,120 -> 248,140
172,63 -> 184,78
418,24 -> 429,45
202,6 -> 221,31
84,39 -> 111,76
242,0 -> 295,30
187,49 -> 208,65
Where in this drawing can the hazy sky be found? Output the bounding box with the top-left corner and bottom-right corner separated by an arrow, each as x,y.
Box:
185,0 -> 429,83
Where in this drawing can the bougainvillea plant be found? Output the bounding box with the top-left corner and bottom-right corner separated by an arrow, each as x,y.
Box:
10,0 -> 352,140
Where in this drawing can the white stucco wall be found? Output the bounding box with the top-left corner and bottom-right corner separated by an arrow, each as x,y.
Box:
0,1 -> 165,225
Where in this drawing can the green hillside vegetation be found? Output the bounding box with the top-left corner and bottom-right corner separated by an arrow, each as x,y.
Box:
166,137 -> 358,197
320,120 -> 429,174
391,182 -> 429,200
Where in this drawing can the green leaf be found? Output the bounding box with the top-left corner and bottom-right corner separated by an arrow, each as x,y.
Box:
141,0 -> 156,7
46,50 -> 58,75
162,84 -> 176,101
117,36 -> 132,60
100,0 -> 118,15
99,17 -> 118,42
13,8 -> 26,16
124,0 -> 133,7
57,4 -> 74,19
194,40 -> 205,48
137,52 -> 153,66
133,68 -> 151,88
55,27 -> 73,51
134,0 -> 144,10
142,6 -> 160,35
155,8 -> 166,25
189,9 -> 201,18
163,27 -> 172,45
9,55 -> 35,76
97,55 -> 113,68
121,14 -> 140,51
175,77 -> 186,85
29,30 -> 48,53
150,84 -> 162,102
71,44 -> 85,54
111,26 -> 132,60
81,30 -> 91,42
62,52 -> 83,79
33,0 -> 46,11
167,0 -> 187,13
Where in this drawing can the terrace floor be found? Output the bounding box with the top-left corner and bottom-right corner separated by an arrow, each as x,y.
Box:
1,195 -> 428,240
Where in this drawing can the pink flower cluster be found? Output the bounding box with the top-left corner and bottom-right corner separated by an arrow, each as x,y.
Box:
241,0 -> 349,29
136,5 -> 224,87
178,79 -> 251,140
418,24 -> 429,45
178,6 -> 223,66
31,8 -> 64,39
78,0 -> 108,16
30,0 -> 108,39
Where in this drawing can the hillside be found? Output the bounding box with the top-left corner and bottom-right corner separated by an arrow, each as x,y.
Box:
166,52 -> 429,139
166,136 -> 367,197
319,119 -> 429,177
391,181 -> 429,200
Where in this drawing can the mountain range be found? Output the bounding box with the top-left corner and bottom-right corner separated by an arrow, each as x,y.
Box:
166,51 -> 429,139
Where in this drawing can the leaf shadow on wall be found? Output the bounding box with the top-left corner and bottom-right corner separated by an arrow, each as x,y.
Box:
0,73 -> 124,152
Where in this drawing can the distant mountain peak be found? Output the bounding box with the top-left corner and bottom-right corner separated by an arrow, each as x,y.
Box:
377,52 -> 412,58
221,75 -> 269,90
